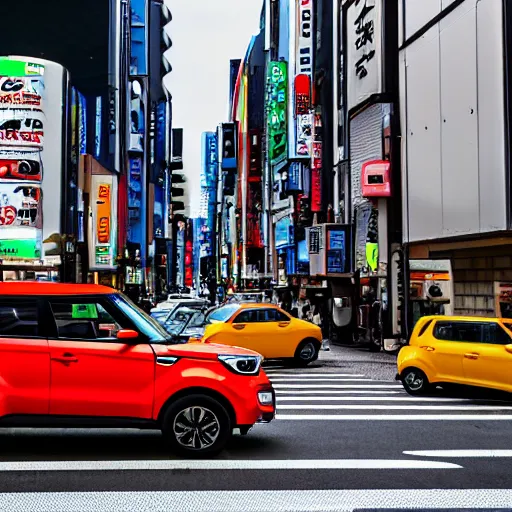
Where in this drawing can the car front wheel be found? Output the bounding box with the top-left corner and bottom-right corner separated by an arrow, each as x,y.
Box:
162,394 -> 232,457
294,339 -> 319,366
401,368 -> 431,396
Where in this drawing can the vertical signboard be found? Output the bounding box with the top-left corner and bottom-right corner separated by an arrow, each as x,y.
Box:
346,0 -> 383,111
0,59 -> 45,259
267,62 -> 288,166
89,174 -> 117,270
311,115 -> 323,212
291,0 -> 314,159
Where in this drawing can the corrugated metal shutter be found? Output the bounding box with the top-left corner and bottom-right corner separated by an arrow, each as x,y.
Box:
349,104 -> 383,210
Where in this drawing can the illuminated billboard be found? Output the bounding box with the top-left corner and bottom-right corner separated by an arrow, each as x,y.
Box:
89,174 -> 118,270
0,58 -> 45,259
267,61 -> 288,165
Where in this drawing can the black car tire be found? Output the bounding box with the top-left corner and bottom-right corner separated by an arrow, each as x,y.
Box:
294,339 -> 319,366
401,367 -> 431,396
161,394 -> 232,457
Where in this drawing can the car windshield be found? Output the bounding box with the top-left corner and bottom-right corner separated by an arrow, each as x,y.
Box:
165,307 -> 206,335
150,310 -> 169,325
206,304 -> 240,324
109,293 -> 172,343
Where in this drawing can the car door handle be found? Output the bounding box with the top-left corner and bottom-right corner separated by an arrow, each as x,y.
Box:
464,353 -> 480,360
420,346 -> 435,352
278,322 -> 290,328
233,324 -> 245,331
52,353 -> 79,364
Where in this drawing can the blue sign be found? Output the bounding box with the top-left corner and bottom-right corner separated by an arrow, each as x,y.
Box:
275,217 -> 294,249
287,162 -> 304,192
130,0 -> 147,76
199,132 -> 218,257
78,92 -> 87,155
327,230 -> 346,274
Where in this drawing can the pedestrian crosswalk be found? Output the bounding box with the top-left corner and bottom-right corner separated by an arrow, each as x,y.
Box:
263,365 -> 512,421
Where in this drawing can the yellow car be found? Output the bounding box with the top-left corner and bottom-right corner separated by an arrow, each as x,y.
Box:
397,315 -> 512,395
201,303 -> 323,365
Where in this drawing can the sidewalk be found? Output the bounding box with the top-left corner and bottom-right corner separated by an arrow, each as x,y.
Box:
317,344 -> 397,381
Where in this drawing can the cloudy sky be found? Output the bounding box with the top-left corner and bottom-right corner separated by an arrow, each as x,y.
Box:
163,0 -> 263,217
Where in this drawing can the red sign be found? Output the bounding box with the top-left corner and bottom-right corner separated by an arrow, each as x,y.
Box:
295,74 -> 311,116
0,206 -> 17,226
311,169 -> 322,212
311,141 -> 322,212
0,131 -> 42,146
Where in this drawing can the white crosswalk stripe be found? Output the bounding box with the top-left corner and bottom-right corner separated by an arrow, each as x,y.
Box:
264,365 -> 512,420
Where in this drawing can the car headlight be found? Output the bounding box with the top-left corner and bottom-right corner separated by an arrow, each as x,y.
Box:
218,354 -> 262,375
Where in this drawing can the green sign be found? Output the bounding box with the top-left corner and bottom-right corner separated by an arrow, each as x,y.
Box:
72,304 -> 98,320
267,61 -> 288,165
0,240 -> 41,260
0,58 -> 44,77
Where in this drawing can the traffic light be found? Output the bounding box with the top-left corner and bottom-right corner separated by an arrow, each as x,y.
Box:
170,128 -> 185,217
220,123 -> 237,170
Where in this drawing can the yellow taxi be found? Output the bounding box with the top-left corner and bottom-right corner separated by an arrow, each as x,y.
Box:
397,315 -> 512,395
200,303 -> 323,365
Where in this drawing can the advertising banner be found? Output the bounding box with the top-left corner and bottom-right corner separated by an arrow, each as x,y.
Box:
89,174 -> 117,270
267,62 -> 288,165
0,58 -> 45,260
275,216 -> 293,249
289,0 -> 313,159
346,0 -> 383,111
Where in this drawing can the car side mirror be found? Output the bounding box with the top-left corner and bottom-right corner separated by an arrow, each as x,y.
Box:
117,329 -> 139,340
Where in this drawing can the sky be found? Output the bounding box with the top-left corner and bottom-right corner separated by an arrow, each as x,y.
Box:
163,0 -> 263,218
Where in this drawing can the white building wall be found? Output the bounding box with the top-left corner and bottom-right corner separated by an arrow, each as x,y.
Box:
400,0 -> 507,243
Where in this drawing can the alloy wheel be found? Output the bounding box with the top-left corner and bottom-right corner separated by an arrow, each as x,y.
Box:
173,406 -> 220,450
300,342 -> 316,361
404,370 -> 424,391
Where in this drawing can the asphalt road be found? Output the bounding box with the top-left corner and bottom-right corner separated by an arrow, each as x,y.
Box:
1,346 -> 512,511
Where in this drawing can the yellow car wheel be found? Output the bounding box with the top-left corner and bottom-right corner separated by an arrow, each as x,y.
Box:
294,339 -> 320,367
401,367 -> 431,396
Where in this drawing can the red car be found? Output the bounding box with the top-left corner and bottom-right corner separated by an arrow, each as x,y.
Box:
0,283 -> 275,456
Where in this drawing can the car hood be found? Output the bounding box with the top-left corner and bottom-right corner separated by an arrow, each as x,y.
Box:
152,342 -> 262,360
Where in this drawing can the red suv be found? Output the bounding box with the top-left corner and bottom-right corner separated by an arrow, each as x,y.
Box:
0,283 -> 275,456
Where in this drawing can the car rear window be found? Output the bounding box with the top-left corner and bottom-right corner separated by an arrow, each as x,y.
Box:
417,319 -> 433,337
207,304 -> 240,323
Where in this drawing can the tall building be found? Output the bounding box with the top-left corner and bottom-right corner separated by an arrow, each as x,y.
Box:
0,0 -> 172,303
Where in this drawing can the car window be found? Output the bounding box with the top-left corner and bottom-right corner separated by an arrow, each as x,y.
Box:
233,310 -> 259,323
260,309 -> 290,322
483,323 -> 512,345
50,301 -> 121,340
433,321 -> 511,345
207,304 -> 240,323
0,300 -> 39,337
417,319 -> 433,337
109,294 -> 169,343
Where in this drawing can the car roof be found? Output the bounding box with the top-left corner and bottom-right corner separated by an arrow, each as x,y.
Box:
418,315 -> 503,323
237,303 -> 277,309
0,282 -> 115,296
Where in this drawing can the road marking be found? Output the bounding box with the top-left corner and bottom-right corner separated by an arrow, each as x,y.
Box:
272,384 -> 403,389
269,375 -> 374,382
404,449 -> 512,458
276,395 -> 500,402
277,404 -> 512,410
265,373 -> 366,377
276,414 -> 512,420
0,459 -> 462,472
2,489 -> 512,511
274,390 -> 404,395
